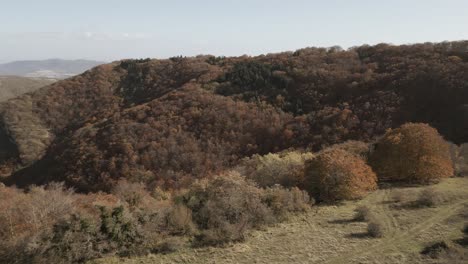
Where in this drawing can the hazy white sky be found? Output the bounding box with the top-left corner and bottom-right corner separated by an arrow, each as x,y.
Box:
1,0 -> 468,62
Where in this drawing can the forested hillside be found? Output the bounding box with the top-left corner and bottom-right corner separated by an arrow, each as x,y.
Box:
1,41 -> 468,190
1,42 -> 468,264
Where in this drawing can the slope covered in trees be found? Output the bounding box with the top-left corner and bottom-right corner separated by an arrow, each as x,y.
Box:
1,41 -> 468,191
32,87 -> 292,191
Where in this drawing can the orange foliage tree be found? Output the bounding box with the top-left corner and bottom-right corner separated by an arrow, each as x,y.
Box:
369,123 -> 454,184
304,148 -> 377,202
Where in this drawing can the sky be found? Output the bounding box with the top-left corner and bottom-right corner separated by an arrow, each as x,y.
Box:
1,0 -> 468,63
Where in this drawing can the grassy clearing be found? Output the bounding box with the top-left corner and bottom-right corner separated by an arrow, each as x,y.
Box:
0,76 -> 55,102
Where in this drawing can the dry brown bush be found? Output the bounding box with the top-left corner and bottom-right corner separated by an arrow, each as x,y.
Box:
237,151 -> 313,188
391,189 -> 408,203
151,186 -> 172,201
0,183 -> 171,263
370,123 -> 454,184
153,237 -> 185,254
421,240 -> 467,262
0,184 -> 87,264
414,187 -> 445,207
181,172 -> 312,246
164,204 -> 196,235
367,217 -> 385,238
0,183 -> 75,243
455,143 -> 468,176
0,173 -> 313,261
111,180 -> 148,209
304,148 -> 378,202
354,206 -> 371,222
262,186 -> 312,220
182,172 -> 273,246
332,140 -> 371,160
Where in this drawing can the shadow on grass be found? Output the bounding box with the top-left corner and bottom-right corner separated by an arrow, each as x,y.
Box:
378,181 -> 425,189
347,232 -> 371,239
455,238 -> 468,247
391,201 -> 437,210
328,218 -> 359,224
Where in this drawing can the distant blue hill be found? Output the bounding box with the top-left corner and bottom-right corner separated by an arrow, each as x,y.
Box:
0,59 -> 105,79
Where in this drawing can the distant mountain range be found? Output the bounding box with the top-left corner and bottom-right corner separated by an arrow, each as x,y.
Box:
0,59 -> 105,79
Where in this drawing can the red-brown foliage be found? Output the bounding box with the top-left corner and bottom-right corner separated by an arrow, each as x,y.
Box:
369,123 -> 454,184
36,87 -> 292,191
1,42 -> 468,191
0,183 -> 76,249
304,148 -> 378,201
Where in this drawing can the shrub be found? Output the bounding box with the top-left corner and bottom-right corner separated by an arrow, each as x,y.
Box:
421,241 -> 467,261
460,224 -> 468,247
455,143 -> 468,176
181,172 -> 312,246
111,180 -> 148,209
164,204 -> 196,235
182,172 -> 273,246
0,184 -> 167,263
354,206 -> 371,222
367,218 -> 385,238
151,186 -> 172,201
27,205 -> 147,263
304,148 -> 378,202
98,206 -> 141,247
0,173 -> 313,261
414,188 -> 444,207
333,140 -> 371,160
0,183 -> 75,244
153,237 -> 185,254
262,186 -> 312,220
237,151 -> 313,188
193,224 -> 247,247
28,214 -> 103,264
1,205 -> 146,264
391,189 -> 407,203
421,241 -> 451,258
370,123 -> 454,184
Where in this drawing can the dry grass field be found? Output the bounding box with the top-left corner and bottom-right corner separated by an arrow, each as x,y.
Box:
90,177 -> 468,264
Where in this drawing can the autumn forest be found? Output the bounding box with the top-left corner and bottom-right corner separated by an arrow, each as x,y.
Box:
0,41 -> 468,263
